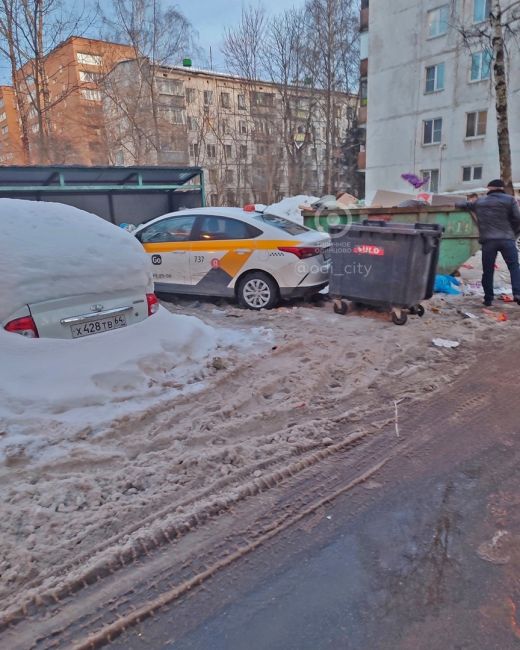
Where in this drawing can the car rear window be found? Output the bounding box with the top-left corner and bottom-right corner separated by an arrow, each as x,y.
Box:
253,213 -> 310,235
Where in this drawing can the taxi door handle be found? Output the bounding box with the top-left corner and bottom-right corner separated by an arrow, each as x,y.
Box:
236,248 -> 251,254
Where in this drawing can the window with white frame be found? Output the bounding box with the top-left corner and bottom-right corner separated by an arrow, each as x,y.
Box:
427,5 -> 449,37
239,120 -> 247,134
462,165 -> 483,182
466,110 -> 487,138
423,118 -> 442,145
237,94 -> 246,110
225,168 -> 234,183
203,90 -> 213,106
224,144 -> 232,158
31,123 -> 39,133
81,88 -> 102,101
162,107 -> 184,124
0,99 -> 4,108
0,112 -> 6,122
220,92 -> 231,108
474,0 -> 491,23
206,143 -> 216,158
421,169 -> 440,193
189,142 -> 199,158
79,70 -> 102,83
425,63 -> 445,93
76,52 -> 103,66
2,125 -> 8,135
239,144 -> 247,159
185,88 -> 196,104
187,116 -> 198,131
471,50 -> 492,81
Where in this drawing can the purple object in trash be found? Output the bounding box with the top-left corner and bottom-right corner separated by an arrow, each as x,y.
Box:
401,173 -> 428,189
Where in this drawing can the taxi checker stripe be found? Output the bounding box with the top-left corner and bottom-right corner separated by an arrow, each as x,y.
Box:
142,239 -> 302,253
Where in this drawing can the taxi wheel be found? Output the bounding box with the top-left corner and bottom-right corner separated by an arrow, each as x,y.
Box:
238,272 -> 279,310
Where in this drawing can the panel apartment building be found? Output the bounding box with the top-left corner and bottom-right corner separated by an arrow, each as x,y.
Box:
364,0 -> 520,197
103,60 -> 356,206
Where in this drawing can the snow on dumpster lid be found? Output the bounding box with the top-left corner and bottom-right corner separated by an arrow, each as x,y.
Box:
0,199 -> 153,322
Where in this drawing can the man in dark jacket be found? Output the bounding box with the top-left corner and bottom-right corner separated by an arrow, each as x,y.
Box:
456,179 -> 520,306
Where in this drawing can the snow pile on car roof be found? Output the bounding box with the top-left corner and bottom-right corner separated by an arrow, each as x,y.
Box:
0,199 -> 153,322
0,307 -> 266,464
264,195 -> 319,225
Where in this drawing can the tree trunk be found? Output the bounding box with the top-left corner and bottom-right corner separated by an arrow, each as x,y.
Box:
491,1 -> 513,194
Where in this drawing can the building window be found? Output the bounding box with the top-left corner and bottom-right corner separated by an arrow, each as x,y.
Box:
257,143 -> 266,156
421,169 -> 440,193
114,150 -> 124,165
156,78 -> 183,96
0,99 -> 4,108
76,52 -> 103,66
31,123 -> 39,133
466,110 -> 487,138
462,165 -> 483,182
425,63 -> 445,93
203,90 -> 213,106
220,92 -> 231,108
224,144 -> 232,158
239,144 -> 247,159
0,112 -> 6,122
2,125 -> 8,135
79,71 -> 102,83
162,107 -> 184,124
237,94 -> 246,110
474,0 -> 491,23
209,169 -> 219,184
189,143 -> 199,158
210,193 -> 219,206
81,88 -> 102,101
206,143 -> 217,158
471,50 -> 492,81
423,118 -> 442,145
427,5 -> 449,37
239,120 -> 247,134
185,88 -> 196,104
225,168 -> 234,183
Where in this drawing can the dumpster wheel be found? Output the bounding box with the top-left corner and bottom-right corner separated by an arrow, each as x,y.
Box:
333,299 -> 349,315
391,309 -> 408,326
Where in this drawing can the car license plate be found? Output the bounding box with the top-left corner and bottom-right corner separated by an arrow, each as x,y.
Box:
70,315 -> 127,338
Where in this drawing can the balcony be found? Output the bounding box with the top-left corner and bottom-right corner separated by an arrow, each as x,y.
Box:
360,7 -> 369,31
357,150 -> 366,171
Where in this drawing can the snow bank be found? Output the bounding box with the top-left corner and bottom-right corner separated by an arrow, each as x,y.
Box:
0,307 -> 266,464
0,199 -> 153,322
264,195 -> 319,225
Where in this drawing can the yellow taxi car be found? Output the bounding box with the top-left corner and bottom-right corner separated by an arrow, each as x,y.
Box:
134,206 -> 331,309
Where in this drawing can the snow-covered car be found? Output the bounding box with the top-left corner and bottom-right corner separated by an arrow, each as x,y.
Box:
1,199 -> 158,339
134,206 -> 331,309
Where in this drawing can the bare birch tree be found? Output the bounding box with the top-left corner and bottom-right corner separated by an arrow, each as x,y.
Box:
458,0 -> 520,194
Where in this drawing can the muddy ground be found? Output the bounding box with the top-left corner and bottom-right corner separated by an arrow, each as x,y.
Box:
1,270 -> 520,647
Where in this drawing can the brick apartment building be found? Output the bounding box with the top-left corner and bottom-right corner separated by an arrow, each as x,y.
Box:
1,36 -> 134,165
0,85 -> 24,164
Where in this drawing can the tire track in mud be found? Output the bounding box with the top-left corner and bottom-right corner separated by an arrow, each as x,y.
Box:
2,302 -> 517,648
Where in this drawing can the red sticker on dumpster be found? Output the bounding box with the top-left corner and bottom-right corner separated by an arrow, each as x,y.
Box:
353,245 -> 385,256
211,258 -> 220,269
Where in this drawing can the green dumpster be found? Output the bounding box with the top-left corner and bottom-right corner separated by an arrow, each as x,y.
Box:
302,206 -> 479,276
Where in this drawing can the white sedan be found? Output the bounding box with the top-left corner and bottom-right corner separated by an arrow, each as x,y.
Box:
134,206 -> 331,309
1,199 -> 158,339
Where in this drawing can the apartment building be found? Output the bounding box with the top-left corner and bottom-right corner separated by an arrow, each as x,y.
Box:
103,60 -> 356,206
0,86 -> 25,164
1,36 -> 134,165
365,0 -> 520,197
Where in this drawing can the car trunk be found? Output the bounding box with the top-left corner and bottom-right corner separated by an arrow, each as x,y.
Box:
29,291 -> 149,339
